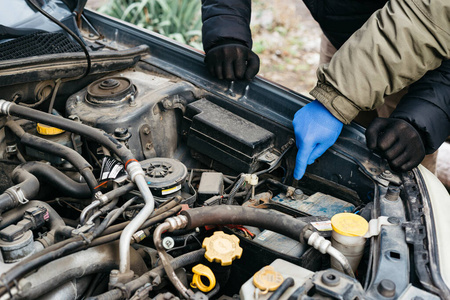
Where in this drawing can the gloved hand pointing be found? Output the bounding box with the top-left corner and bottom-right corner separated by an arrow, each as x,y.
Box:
292,100 -> 343,180
204,42 -> 260,80
365,117 -> 425,172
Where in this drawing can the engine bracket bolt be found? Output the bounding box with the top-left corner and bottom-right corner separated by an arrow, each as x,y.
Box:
377,279 -> 396,298
321,270 -> 340,287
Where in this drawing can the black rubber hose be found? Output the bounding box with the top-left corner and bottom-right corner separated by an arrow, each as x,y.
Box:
267,277 -> 295,300
100,197 -> 181,236
14,162 -> 91,198
89,206 -> 182,247
226,175 -> 246,205
6,120 -> 98,192
0,236 -> 86,296
181,206 -> 309,242
0,192 -> 18,213
103,182 -> 135,201
6,103 -> 135,163
90,249 -> 206,300
0,200 -> 64,230
0,163 -> 40,213
265,178 -> 291,193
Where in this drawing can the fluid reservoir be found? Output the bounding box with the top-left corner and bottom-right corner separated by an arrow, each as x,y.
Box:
26,123 -> 81,165
330,213 -> 368,272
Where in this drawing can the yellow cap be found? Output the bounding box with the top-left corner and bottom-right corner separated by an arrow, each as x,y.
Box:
190,264 -> 216,292
331,213 -> 368,237
202,231 -> 243,266
36,123 -> 65,135
253,266 -> 284,292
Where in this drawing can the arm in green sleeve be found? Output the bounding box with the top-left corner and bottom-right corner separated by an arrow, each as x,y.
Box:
311,0 -> 450,124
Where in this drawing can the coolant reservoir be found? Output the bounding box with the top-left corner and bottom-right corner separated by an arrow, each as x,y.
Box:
330,213 -> 368,272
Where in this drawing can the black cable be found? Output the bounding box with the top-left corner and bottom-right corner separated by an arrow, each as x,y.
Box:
25,0 -> 91,78
267,277 -> 294,300
255,141 -> 294,176
0,236 -> 86,296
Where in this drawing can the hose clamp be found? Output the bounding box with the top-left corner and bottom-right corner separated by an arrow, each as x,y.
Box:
5,186 -> 29,205
126,161 -> 145,182
0,100 -> 11,116
94,192 -> 109,205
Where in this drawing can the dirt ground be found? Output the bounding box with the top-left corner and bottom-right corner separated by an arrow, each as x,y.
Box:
86,0 -> 449,189
250,0 -> 321,96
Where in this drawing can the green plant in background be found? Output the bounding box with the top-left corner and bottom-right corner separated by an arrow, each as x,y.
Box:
99,0 -> 202,49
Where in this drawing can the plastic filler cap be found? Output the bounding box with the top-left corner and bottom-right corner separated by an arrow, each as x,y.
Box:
190,264 -> 216,292
253,266 -> 284,292
37,123 -> 65,135
202,231 -> 243,266
331,213 -> 368,237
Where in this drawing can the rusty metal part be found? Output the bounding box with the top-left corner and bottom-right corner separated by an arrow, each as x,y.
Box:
86,77 -> 136,105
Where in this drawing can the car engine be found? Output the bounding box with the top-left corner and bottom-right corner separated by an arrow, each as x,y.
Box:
0,54 -> 389,299
0,1 -> 443,300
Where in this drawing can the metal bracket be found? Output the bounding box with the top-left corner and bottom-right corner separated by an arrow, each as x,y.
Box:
139,124 -> 156,159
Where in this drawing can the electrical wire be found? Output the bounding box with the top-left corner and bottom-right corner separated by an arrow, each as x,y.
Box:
25,0 -> 91,79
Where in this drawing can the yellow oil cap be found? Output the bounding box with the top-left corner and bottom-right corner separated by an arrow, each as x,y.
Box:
36,123 -> 65,135
202,231 -> 243,266
253,266 -> 284,292
190,264 -> 216,292
331,213 -> 368,237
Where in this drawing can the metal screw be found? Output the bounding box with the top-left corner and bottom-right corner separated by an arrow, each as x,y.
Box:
385,185 -> 400,201
162,237 -> 175,250
146,143 -> 153,150
294,189 -> 303,195
129,95 -> 136,106
114,127 -> 129,138
143,127 -> 150,135
89,33 -> 94,38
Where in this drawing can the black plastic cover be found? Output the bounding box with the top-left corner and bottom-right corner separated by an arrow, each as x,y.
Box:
184,99 -> 275,173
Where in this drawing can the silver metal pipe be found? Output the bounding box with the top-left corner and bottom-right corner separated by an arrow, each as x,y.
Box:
306,231 -> 355,278
80,200 -> 100,225
119,161 -> 155,274
153,216 -> 191,299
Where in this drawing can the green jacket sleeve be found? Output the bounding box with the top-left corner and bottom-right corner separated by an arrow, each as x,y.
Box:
310,0 -> 450,124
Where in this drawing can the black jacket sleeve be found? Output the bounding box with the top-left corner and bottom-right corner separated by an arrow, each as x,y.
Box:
201,0 -> 252,52
391,60 -> 450,154
303,0 -> 386,49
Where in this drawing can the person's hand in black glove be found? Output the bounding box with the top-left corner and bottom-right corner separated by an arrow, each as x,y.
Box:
365,117 -> 426,172
204,41 -> 260,80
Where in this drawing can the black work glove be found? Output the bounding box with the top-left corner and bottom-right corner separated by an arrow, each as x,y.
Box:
204,43 -> 260,80
365,117 -> 426,172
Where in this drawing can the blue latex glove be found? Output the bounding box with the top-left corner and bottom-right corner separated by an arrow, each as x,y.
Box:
292,100 -> 343,179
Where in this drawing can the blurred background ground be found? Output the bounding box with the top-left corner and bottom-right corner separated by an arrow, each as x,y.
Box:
86,0 -> 449,190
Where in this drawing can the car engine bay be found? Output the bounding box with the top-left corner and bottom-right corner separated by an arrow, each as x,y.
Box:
0,1 -> 445,300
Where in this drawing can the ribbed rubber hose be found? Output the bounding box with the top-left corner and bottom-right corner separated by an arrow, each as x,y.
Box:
181,206 -> 309,242
6,120 -> 97,192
